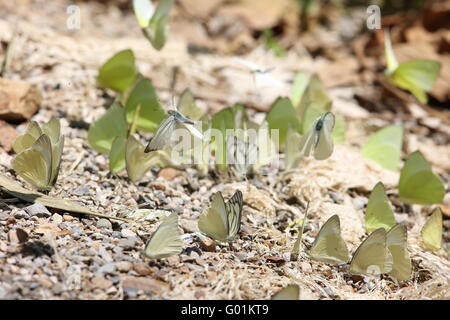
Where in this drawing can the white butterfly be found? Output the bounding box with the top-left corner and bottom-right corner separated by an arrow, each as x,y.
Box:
145,109 -> 202,153
233,57 -> 284,89
226,135 -> 258,177
143,212 -> 183,259
298,112 -> 335,160
198,190 -> 244,243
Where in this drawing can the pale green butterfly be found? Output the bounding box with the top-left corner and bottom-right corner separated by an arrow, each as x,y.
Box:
398,151 -> 445,205
386,224 -> 412,281
126,135 -> 170,182
421,208 -> 443,252
364,182 -> 396,233
298,112 -> 335,160
285,124 -> 303,170
133,0 -> 174,50
13,121 -> 43,154
308,215 -> 350,265
12,134 -> 54,191
361,125 -> 403,171
384,29 -> 440,104
12,118 -> 64,191
271,284 -> 300,300
349,228 -> 393,276
198,190 -> 243,243
143,212 -> 183,259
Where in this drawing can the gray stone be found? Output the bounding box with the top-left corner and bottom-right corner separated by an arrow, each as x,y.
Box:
24,203 -> 51,217
73,185 -> 89,196
118,237 -> 137,250
96,219 -> 112,229
96,263 -> 117,276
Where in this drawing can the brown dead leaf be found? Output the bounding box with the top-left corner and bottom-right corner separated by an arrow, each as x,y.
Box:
318,57 -> 360,88
218,0 -> 291,30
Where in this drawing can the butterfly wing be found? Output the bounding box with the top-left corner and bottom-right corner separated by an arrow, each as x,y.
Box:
225,190 -> 243,240
298,122 -> 317,158
143,212 -> 183,259
41,117 -> 61,144
386,224 -> 412,281
271,284 -> 300,300
309,215 -> 350,264
145,115 -> 176,152
314,112 -> 335,160
350,228 -> 393,275
198,192 -> 229,242
364,182 -> 396,232
421,208 -> 443,252
133,0 -> 155,28
12,134 -> 52,191
13,121 -> 43,154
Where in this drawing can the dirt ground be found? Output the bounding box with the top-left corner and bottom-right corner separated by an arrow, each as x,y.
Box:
0,0 -> 449,300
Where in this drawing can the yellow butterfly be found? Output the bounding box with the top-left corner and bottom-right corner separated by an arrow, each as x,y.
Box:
12,118 -> 64,191
271,284 -> 300,300
349,228 -> 393,276
309,215 -> 350,265
198,191 -> 243,243
421,208 -> 443,252
386,224 -> 412,281
143,212 -> 183,259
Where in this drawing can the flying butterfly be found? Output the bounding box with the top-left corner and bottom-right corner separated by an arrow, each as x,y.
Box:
349,228 -> 393,276
386,224 -> 412,281
233,57 -> 283,89
308,215 -> 350,265
298,112 -> 335,160
143,212 -> 183,259
421,207 -> 443,252
271,284 -> 300,300
144,98 -> 203,153
198,190 -> 243,243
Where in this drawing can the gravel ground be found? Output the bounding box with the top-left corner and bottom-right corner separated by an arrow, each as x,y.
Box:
0,1 -> 449,300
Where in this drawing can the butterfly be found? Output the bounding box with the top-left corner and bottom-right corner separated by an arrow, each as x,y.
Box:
271,284 -> 300,300
226,135 -> 258,177
133,0 -> 174,50
349,228 -> 393,276
361,125 -> 403,171
384,29 -> 440,104
143,212 -> 183,259
298,112 -> 335,160
198,190 -> 243,243
364,182 -> 396,233
126,135 -> 171,182
398,151 -> 445,205
145,107 -> 202,153
12,118 -> 64,191
233,57 -> 283,89
308,215 -> 350,265
386,224 -> 412,281
421,207 -> 443,252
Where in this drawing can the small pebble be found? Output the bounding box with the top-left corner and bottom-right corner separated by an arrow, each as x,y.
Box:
96,219 -> 112,229
24,203 -> 51,217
